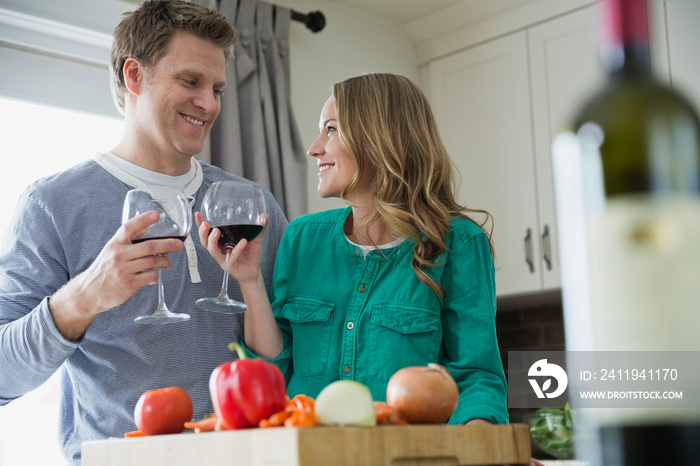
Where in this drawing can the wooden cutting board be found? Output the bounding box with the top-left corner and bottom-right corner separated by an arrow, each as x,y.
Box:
82,424 -> 531,465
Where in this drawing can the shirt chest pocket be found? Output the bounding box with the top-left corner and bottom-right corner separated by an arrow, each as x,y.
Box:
280,298 -> 335,377
367,304 -> 441,383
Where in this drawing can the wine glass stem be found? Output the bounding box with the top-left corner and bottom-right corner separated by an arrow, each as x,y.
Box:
217,246 -> 233,300
155,268 -> 168,312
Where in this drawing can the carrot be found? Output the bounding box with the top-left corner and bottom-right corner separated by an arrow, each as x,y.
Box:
184,415 -> 219,433
290,394 -> 315,412
124,430 -> 147,438
259,419 -> 273,428
374,401 -> 394,425
374,401 -> 408,425
260,394 -> 319,428
285,410 -> 317,427
259,409 -> 292,428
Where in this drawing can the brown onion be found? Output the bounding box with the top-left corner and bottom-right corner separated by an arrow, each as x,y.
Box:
385,363 -> 459,424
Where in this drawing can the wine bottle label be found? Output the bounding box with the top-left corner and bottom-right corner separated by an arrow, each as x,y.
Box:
586,196 -> 700,425
553,133 -> 700,427
587,195 -> 700,352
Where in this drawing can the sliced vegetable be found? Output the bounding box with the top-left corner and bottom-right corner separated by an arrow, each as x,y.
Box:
260,410 -> 292,428
374,401 -> 394,425
372,401 -> 406,425
284,408 -> 318,427
259,394 -> 319,428
386,363 -> 459,424
184,415 -> 220,433
314,381 -> 376,427
289,393 -> 315,412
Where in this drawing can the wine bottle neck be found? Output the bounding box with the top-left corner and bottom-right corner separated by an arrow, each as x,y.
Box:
610,45 -> 652,76
600,0 -> 652,74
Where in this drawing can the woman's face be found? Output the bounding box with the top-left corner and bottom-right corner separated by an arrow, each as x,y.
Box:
307,96 -> 361,199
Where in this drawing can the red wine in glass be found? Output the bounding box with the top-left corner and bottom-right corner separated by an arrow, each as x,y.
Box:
196,182 -> 266,314
122,187 -> 193,324
132,235 -> 188,244
216,224 -> 264,246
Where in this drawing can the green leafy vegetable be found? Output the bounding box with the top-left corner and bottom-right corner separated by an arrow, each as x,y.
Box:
529,403 -> 575,459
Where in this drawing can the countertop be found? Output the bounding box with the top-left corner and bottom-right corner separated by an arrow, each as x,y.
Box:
82,424 -> 532,466
540,461 -> 589,466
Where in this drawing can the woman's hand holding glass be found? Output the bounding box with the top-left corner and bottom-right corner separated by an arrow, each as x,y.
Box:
196,211 -> 267,285
195,182 -> 267,313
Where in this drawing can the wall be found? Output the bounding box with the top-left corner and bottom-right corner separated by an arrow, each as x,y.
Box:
0,0 -> 120,117
273,0 -> 419,215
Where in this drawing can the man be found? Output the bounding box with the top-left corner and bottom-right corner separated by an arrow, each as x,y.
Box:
0,1 -> 287,464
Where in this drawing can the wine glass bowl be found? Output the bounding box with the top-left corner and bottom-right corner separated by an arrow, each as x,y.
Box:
122,187 -> 193,324
196,182 -> 266,313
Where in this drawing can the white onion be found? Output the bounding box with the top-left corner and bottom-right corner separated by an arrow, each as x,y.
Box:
314,381 -> 377,427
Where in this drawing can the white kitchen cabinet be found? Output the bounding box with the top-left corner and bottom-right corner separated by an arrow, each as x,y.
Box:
429,6 -> 602,298
528,6 -> 603,290
429,31 -> 543,297
662,0 -> 700,112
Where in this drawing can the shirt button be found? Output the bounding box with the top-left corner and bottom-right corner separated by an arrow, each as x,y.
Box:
354,249 -> 360,256
358,285 -> 366,292
343,365 -> 351,373
347,322 -> 354,330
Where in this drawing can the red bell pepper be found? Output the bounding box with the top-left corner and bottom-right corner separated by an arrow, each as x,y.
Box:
210,342 -> 287,430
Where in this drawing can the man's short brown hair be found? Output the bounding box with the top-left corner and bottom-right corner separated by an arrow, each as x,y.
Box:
109,0 -> 237,114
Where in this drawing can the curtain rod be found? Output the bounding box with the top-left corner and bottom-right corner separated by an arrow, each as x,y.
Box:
290,9 -> 325,33
224,1 -> 326,33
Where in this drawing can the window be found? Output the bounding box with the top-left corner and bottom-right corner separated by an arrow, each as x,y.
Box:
0,96 -> 124,465
0,97 -> 124,235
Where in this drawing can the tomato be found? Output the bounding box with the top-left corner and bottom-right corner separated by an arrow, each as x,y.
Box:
134,387 -> 193,435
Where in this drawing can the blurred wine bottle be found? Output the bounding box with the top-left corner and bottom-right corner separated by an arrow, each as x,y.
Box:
551,0 -> 700,464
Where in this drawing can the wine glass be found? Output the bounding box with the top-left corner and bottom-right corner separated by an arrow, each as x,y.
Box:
122,187 -> 193,324
196,182 -> 266,313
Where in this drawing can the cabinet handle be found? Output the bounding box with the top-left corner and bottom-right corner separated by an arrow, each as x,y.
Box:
524,228 -> 534,274
541,224 -> 552,271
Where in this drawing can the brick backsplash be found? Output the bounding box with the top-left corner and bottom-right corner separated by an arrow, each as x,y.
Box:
496,301 -> 566,424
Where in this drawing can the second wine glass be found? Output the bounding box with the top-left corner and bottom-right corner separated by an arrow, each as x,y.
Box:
196,181 -> 266,313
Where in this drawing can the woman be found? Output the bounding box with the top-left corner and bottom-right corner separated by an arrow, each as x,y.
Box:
199,73 -> 507,426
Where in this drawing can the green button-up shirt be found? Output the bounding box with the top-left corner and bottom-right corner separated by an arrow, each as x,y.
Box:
260,207 -> 507,424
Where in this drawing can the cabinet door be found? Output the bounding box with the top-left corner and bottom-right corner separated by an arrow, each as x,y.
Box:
663,0 -> 700,111
429,31 -> 543,296
529,5 -> 604,291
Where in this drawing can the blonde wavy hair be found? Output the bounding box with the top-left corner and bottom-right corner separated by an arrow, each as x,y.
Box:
333,73 -> 494,300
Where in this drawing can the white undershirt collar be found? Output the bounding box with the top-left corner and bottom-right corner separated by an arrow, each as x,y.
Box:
346,235 -> 406,260
94,152 -> 201,196
93,152 -> 203,283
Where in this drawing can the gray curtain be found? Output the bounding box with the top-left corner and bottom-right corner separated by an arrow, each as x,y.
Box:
197,0 -> 307,219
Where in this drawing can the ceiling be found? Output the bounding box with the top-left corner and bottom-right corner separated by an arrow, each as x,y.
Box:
323,0 -> 523,25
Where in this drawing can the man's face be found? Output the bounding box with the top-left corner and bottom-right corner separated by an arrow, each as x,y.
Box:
135,30 -> 227,163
